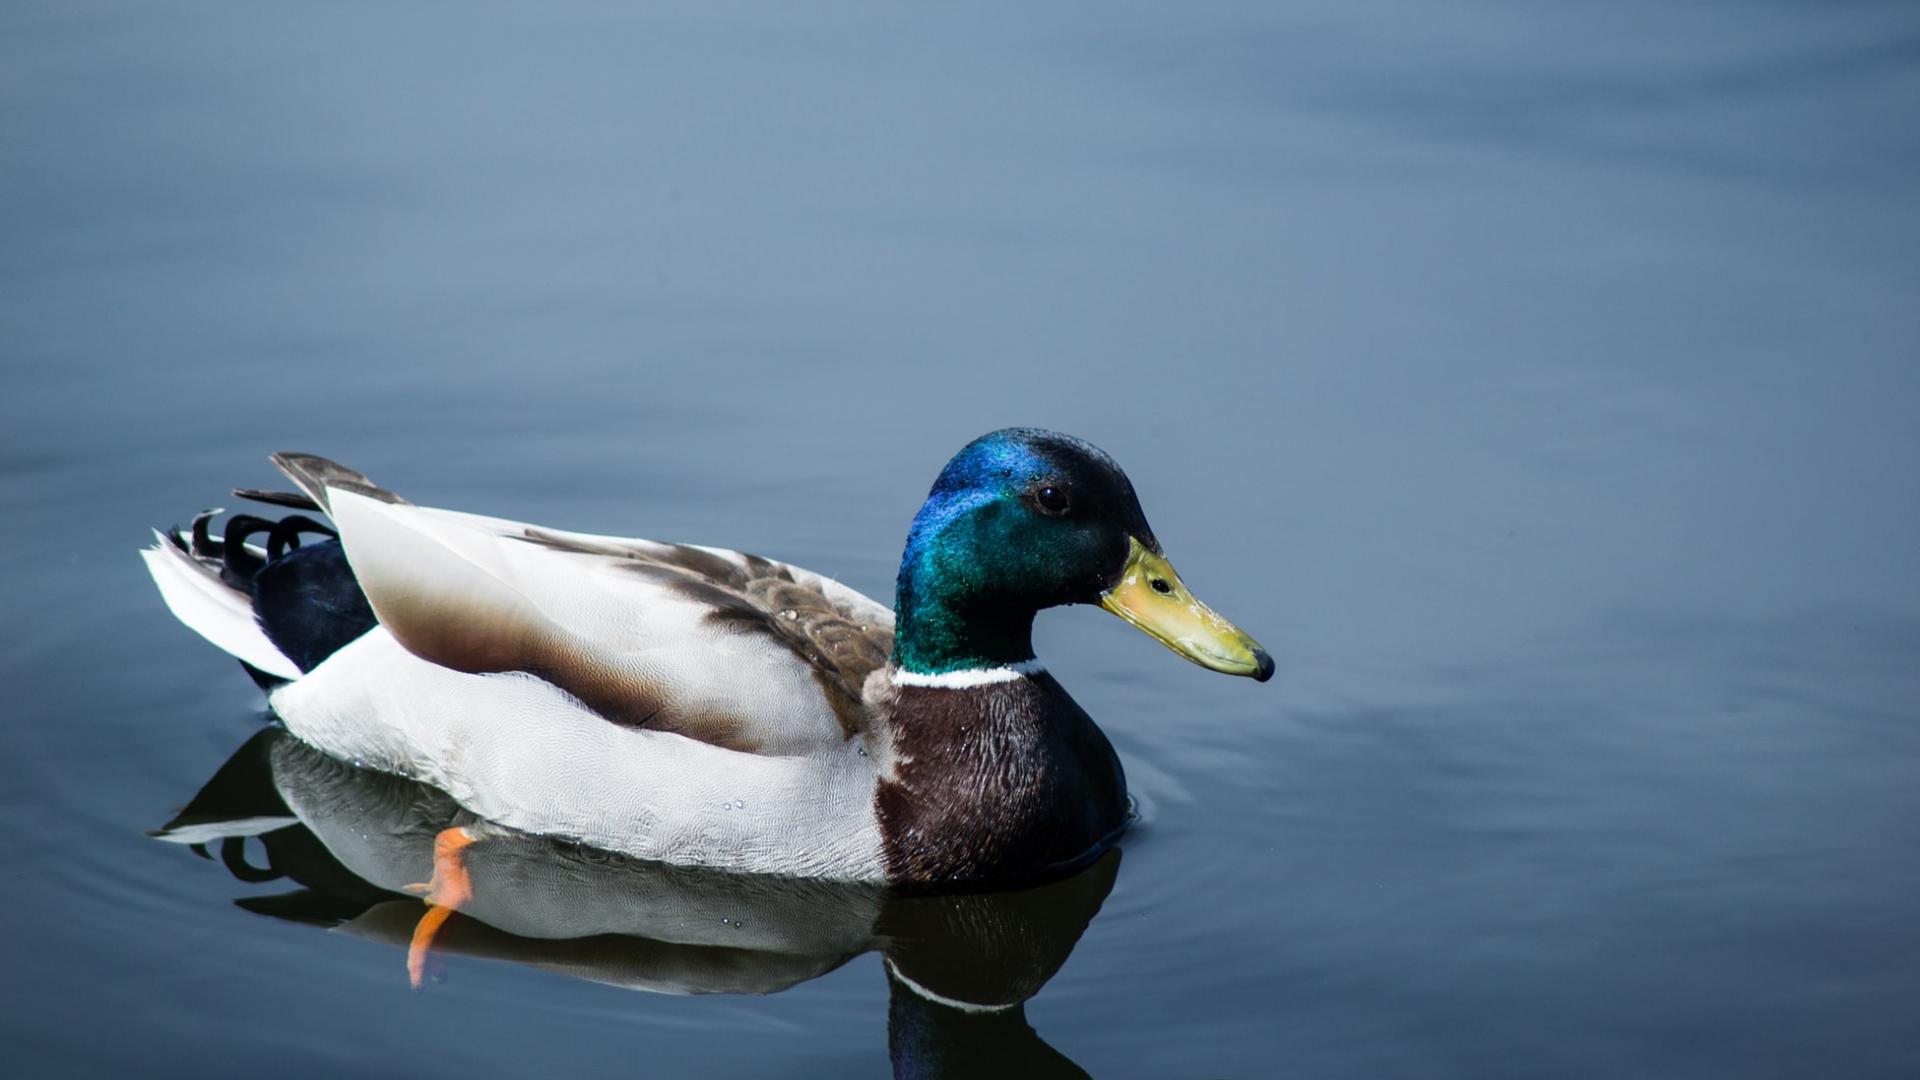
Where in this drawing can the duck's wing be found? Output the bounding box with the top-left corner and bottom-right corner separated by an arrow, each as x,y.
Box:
274,455 -> 894,756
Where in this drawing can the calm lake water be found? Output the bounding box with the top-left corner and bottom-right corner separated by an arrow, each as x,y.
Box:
4,3 -> 1918,1077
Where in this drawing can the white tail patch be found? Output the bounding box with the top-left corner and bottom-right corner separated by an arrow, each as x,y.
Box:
141,532 -> 301,680
149,816 -> 300,845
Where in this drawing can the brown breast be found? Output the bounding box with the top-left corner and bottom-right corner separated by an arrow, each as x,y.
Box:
874,672 -> 1129,884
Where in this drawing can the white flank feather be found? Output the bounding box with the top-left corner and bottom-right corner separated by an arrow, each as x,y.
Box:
271,628 -> 889,879
140,532 -> 301,680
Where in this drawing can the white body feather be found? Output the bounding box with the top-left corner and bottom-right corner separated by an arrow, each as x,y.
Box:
271,628 -> 887,879
146,484 -> 897,880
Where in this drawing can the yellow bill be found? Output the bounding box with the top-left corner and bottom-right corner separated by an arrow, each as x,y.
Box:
1099,537 -> 1273,681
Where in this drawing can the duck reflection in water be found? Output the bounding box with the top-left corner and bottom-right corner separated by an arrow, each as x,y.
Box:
158,728 -> 1119,1079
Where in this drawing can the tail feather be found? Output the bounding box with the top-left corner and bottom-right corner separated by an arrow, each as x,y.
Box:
146,455 -> 391,683
231,487 -> 322,512
150,729 -> 299,844
269,453 -> 406,515
141,530 -> 302,681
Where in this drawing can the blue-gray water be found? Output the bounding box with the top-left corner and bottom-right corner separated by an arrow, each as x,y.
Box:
4,3 -> 1918,1077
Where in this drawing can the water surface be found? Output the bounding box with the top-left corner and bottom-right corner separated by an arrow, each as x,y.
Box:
3,3 -> 1917,1077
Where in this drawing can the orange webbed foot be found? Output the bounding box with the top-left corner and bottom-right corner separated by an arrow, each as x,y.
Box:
406,826 -> 479,989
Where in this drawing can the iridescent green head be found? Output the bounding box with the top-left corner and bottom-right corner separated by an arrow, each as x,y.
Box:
892,428 -> 1272,681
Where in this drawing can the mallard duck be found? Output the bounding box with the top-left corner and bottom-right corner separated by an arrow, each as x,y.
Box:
144,428 -> 1271,884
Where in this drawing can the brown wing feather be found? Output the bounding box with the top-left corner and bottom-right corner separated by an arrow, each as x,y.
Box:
326,488 -> 888,755
519,528 -> 893,738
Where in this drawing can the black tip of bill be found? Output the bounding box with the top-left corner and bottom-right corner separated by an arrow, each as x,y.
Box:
1250,647 -> 1275,683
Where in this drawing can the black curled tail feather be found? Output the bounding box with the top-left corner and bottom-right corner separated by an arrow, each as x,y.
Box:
190,496 -> 379,675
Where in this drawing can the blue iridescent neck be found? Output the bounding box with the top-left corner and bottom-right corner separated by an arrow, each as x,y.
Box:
892,437 -> 1042,675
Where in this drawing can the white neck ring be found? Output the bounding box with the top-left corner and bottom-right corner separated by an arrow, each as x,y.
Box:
890,659 -> 1045,689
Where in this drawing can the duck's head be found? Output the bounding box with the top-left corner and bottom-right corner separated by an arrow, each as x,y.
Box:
893,428 -> 1273,682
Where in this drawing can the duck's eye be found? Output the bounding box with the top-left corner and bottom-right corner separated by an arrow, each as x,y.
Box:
1033,484 -> 1070,515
